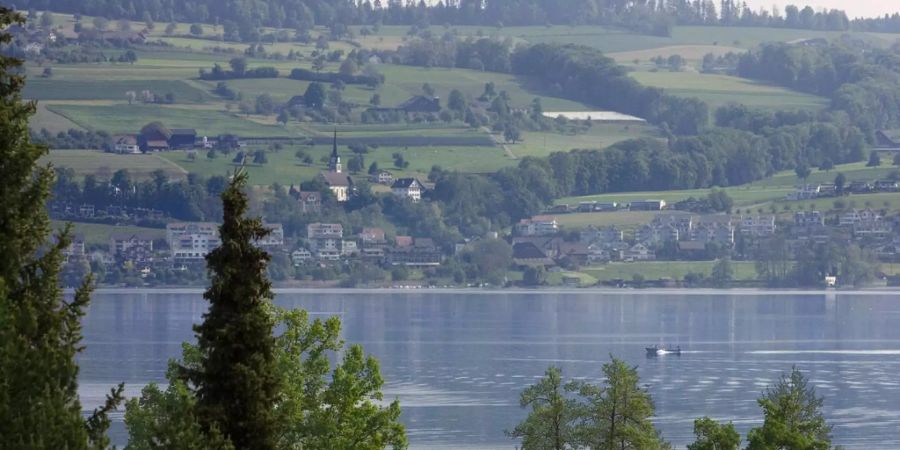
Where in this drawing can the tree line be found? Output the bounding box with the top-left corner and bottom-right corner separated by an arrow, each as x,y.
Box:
16,0 -> 889,42
737,39 -> 900,138
511,358 -> 834,450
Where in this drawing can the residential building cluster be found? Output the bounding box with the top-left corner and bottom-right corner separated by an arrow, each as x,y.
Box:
292,223 -> 441,267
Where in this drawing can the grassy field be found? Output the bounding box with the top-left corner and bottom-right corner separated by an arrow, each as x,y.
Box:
47,103 -> 296,137
23,79 -> 213,102
161,141 -> 510,185
40,150 -> 187,179
557,186 -> 791,209
555,211 -> 660,230
609,44 -> 743,64
51,220 -> 166,247
515,124 -> 660,157
580,260 -> 758,282
630,71 -> 828,111
31,102 -> 84,133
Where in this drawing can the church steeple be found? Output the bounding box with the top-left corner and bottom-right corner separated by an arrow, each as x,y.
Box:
328,129 -> 341,173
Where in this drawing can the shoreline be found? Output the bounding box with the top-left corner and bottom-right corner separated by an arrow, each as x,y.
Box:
85,287 -> 900,296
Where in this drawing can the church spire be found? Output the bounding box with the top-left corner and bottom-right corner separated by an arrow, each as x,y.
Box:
328,129 -> 341,173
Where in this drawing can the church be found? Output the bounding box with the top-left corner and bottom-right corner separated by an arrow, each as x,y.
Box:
318,131 -> 354,202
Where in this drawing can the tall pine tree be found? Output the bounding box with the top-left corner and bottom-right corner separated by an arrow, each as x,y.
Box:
0,7 -> 121,449
186,169 -> 280,450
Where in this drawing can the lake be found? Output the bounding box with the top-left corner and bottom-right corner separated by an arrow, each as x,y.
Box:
78,289 -> 900,449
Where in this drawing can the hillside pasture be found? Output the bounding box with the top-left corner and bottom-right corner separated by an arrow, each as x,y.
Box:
46,104 -> 297,137
40,150 -> 186,180
609,44 -> 744,64
630,71 -> 828,111
24,79 -> 213,102
515,123 -> 661,158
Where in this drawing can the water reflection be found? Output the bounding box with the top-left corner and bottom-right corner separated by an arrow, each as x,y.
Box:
79,290 -> 900,449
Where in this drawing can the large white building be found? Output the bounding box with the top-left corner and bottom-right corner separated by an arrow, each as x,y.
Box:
166,222 -> 221,261
514,216 -> 559,236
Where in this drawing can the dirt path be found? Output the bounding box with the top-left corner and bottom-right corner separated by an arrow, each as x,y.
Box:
481,126 -> 517,160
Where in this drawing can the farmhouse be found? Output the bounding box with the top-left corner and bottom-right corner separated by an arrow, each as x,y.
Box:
112,135 -> 140,154
138,122 -> 198,152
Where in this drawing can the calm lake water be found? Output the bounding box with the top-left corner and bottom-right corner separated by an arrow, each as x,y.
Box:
78,289 -> 900,449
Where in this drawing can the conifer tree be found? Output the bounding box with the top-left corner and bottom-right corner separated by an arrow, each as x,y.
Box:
0,7 -> 121,449
186,169 -> 280,450
129,169 -> 405,449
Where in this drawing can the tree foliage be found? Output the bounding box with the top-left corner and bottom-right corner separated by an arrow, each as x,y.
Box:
745,368 -> 832,450
687,417 -> 741,450
0,7 -> 122,448
126,170 -> 405,449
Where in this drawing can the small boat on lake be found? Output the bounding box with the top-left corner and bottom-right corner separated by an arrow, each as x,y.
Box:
646,345 -> 681,356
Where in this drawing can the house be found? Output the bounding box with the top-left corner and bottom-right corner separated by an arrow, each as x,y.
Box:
319,131 -> 353,202
624,243 -> 655,261
79,204 -> 95,217
512,242 -> 554,267
255,223 -> 285,249
112,135 -> 140,154
307,223 -> 343,253
550,204 -> 573,214
317,249 -> 341,261
341,239 -> 358,257
62,234 -> 87,263
654,212 -> 695,236
395,236 -> 414,248
514,216 -> 559,237
386,238 -> 442,266
580,226 -> 624,244
109,234 -> 155,264
876,130 -> 900,148
739,215 -> 776,237
692,216 -> 735,245
391,177 -> 425,202
875,180 -> 899,192
291,248 -> 313,266
138,123 -> 197,151
848,181 -> 872,194
820,183 -> 838,197
166,222 -> 221,261
291,189 -> 321,213
629,200 -> 666,211
839,209 -> 881,227
636,224 -> 678,246
360,227 -> 387,246
795,211 -> 824,226
362,247 -> 386,262
372,170 -> 394,185
139,123 -> 171,152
